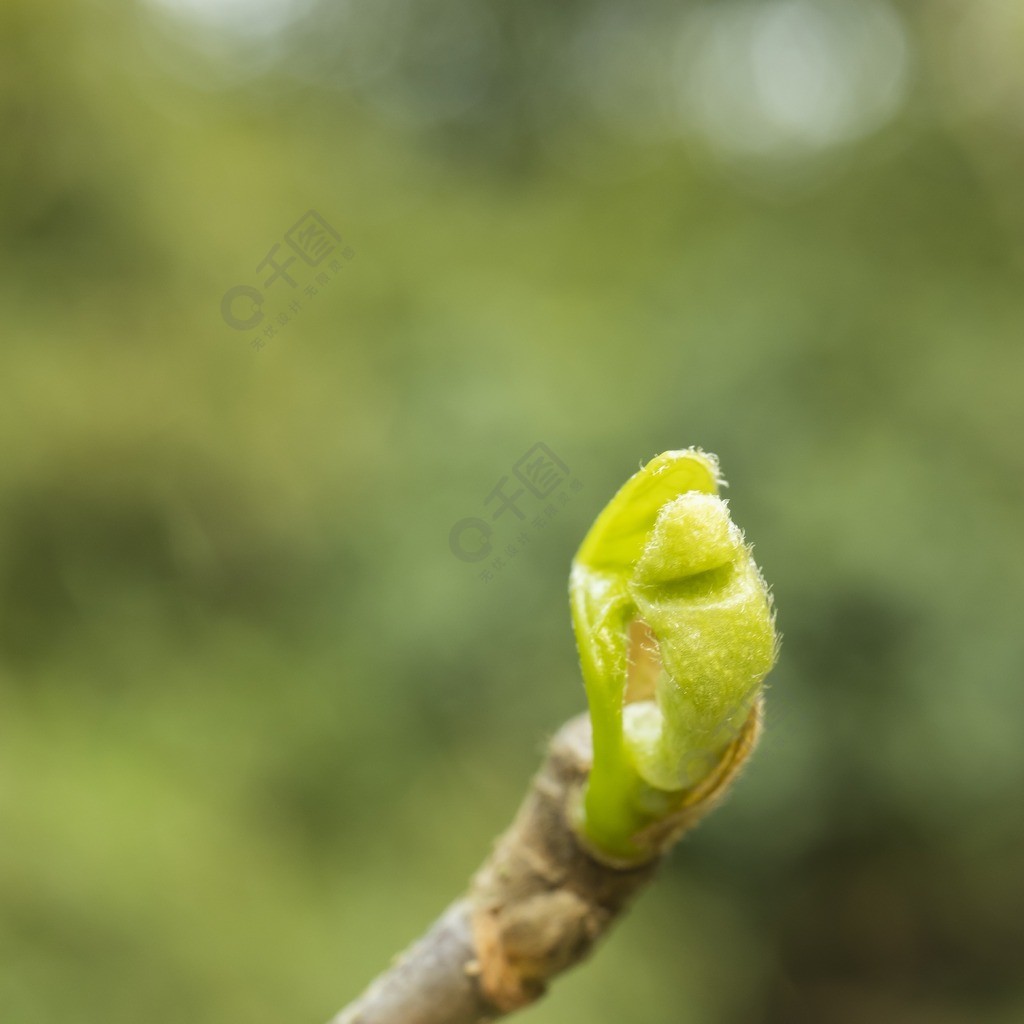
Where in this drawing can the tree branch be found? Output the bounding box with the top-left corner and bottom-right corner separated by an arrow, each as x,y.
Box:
329,703 -> 761,1024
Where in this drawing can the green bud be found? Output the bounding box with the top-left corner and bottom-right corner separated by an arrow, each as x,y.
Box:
570,450 -> 778,861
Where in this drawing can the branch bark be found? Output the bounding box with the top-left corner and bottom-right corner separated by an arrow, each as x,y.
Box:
329,703 -> 761,1024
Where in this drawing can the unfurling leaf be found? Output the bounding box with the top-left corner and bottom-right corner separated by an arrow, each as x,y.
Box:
570,450 -> 777,860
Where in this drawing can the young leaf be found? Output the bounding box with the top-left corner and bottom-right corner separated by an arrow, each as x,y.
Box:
570,450 -> 777,861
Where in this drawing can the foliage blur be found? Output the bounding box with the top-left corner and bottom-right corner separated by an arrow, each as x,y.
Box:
2,0 -> 1023,1021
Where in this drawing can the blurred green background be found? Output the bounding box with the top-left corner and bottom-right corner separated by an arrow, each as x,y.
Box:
2,0 -> 1023,1021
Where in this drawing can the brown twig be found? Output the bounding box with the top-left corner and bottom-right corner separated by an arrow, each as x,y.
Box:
329,704 -> 761,1024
